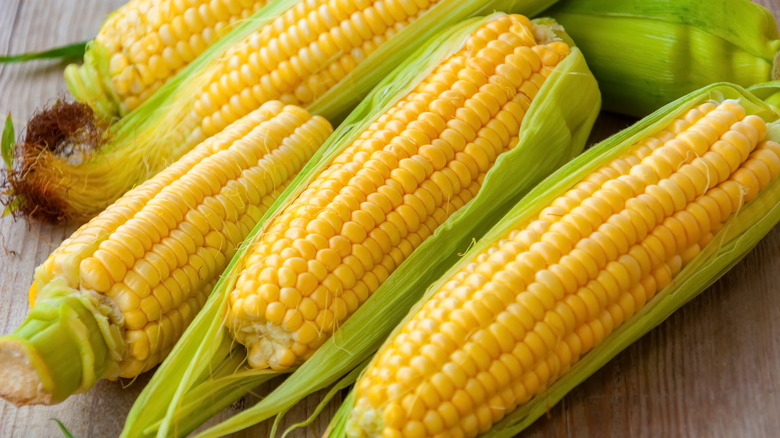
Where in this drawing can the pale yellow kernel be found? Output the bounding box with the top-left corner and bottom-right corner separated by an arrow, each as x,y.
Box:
282,309 -> 303,332
125,309 -> 148,331
265,302 -> 286,325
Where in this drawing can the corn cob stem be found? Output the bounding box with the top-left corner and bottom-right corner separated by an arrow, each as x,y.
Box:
0,280 -> 121,405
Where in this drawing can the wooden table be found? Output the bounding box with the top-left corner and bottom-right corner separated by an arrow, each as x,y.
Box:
1,1 -> 778,437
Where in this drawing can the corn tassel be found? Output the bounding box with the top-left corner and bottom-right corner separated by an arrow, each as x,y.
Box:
548,0 -> 780,116
326,82 -> 780,437
119,13 -> 600,438
1,0 -> 556,224
0,102 -> 331,406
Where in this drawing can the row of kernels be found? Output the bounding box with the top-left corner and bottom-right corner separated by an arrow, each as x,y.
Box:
104,0 -> 267,113
121,283 -> 211,375
77,110 -> 296,294
198,0 -> 437,138
516,101 -> 752,287
118,112 -> 329,365
41,142 -> 217,283
499,174 -> 758,408
532,102 -> 717,229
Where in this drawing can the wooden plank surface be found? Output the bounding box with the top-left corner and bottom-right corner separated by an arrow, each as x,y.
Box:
0,1 -> 778,437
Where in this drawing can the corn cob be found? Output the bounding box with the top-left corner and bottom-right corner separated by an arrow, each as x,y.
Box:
65,0 -> 270,120
338,87 -> 780,437
226,15 -> 573,371
2,0 -> 556,224
120,13 -> 600,438
548,0 -> 780,116
0,102 -> 332,406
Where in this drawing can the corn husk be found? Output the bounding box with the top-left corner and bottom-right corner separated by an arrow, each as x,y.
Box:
327,82 -> 780,437
548,0 -> 780,116
120,14 -> 601,438
749,80 -> 780,109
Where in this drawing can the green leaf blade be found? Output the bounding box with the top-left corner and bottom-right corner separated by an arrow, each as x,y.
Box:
2,114 -> 14,168
0,41 -> 88,63
51,418 -> 76,438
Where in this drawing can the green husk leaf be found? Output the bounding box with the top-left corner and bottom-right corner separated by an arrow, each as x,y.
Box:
0,41 -> 88,63
52,418 -> 76,438
330,82 -> 780,436
123,11 -> 599,438
548,0 -> 780,116
64,44 -> 120,122
280,357 -> 370,438
748,80 -> 780,110
2,114 -> 14,168
2,197 -> 22,217
325,390 -> 354,437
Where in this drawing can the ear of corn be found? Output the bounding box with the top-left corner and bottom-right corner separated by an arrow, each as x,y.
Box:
330,82 -> 780,437
120,14 -> 600,438
64,0 -> 270,120
225,18 -> 576,372
3,0 -> 557,224
548,0 -> 780,116
0,102 -> 332,406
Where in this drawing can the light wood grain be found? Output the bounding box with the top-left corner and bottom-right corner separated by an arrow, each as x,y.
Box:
0,1 -> 779,437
